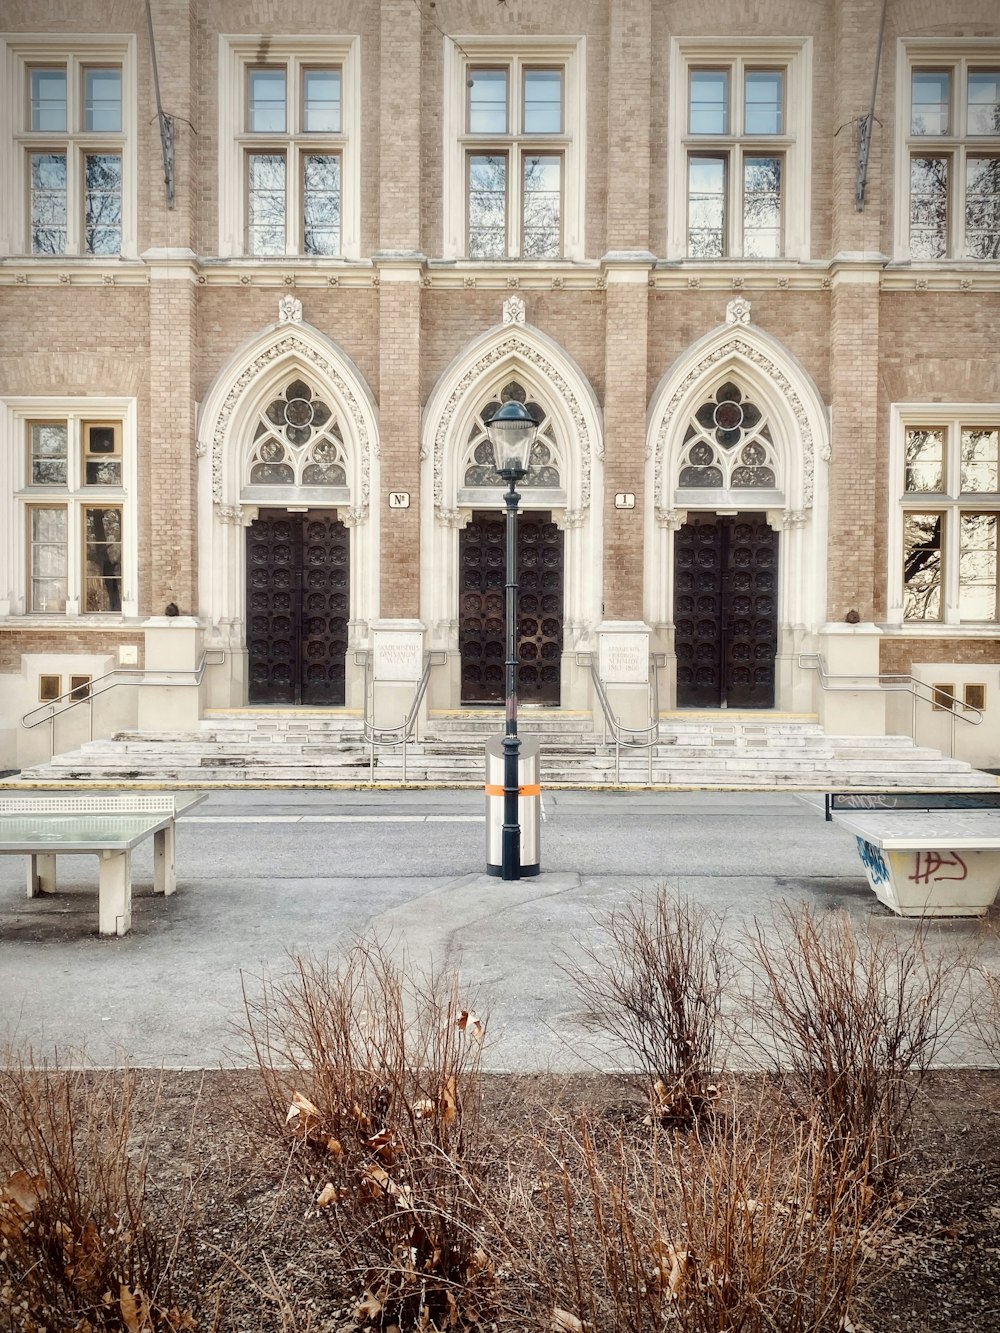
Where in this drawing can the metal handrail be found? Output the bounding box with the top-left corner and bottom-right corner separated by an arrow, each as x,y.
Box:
577,651 -> 664,784
360,649 -> 447,783
796,652 -> 983,758
20,648 -> 227,762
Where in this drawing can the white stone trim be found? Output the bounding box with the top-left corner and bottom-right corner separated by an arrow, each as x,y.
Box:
196,319 -> 379,649
0,33 -> 138,259
217,34 -> 361,260
665,36 -> 812,262
441,34 -> 586,261
0,395 -> 138,619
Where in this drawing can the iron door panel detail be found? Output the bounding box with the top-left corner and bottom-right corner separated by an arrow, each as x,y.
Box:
246,509 -> 349,706
459,511 -> 563,705
674,514 -> 777,709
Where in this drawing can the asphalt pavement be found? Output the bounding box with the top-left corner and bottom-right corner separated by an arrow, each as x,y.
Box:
2,788 -> 998,1070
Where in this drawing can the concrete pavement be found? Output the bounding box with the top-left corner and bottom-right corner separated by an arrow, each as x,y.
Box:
1,789 -> 998,1070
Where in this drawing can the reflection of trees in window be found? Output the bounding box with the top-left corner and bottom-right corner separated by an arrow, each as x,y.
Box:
903,513 -> 943,620
84,153 -> 122,254
463,380 -> 562,488
959,512 -> 998,620
678,382 -> 778,489
84,506 -> 122,612
248,380 -> 348,487
30,154 -> 67,254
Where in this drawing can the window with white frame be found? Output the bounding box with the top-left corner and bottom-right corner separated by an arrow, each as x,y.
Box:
668,39 -> 811,261
219,36 -> 359,260
893,408 -> 1000,625
443,37 -> 585,261
3,400 -> 136,618
0,35 -> 136,258
899,44 -> 1000,260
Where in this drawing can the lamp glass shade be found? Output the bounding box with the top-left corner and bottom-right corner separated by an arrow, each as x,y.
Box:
484,401 -> 539,478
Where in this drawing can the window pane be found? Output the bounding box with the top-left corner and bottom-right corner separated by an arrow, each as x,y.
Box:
30,423 -> 68,485
30,152 -> 67,254
911,69 -> 950,135
84,153 -> 122,254
84,507 -> 122,613
904,427 -> 945,492
84,67 -> 121,132
964,156 -> 1000,260
468,153 -> 506,257
687,155 -> 726,257
303,68 -> 341,132
903,513 -> 943,620
909,156 -> 948,258
968,69 -> 1000,136
30,67 -> 66,131
30,507 -> 67,612
303,153 -> 341,255
468,68 -> 507,134
249,68 -> 286,132
522,154 -> 561,257
247,153 -> 286,255
961,427 -> 999,492
744,70 -> 783,135
689,69 -> 728,134
959,513 -> 998,620
523,69 -> 562,134
743,155 -> 781,257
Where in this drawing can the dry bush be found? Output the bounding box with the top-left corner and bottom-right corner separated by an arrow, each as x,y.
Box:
566,889 -> 729,1124
531,1093 -> 879,1333
740,905 -> 969,1197
0,1053 -> 209,1333
239,939 -> 527,1331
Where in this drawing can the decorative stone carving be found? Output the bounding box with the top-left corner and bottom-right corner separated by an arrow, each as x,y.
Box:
777,277 -> 790,289
551,275 -> 564,289
502,295 -> 526,325
197,273 -> 208,285
239,274 -> 251,285
102,273 -> 116,286
651,335 -> 827,511
731,276 -> 745,290
58,273 -> 71,284
654,505 -> 684,529
210,330 -> 375,526
195,438 -> 207,457
278,295 -> 303,324
960,277 -> 973,290
328,274 -> 341,286
217,503 -> 245,525
432,333 -> 599,519
726,298 -> 752,326
506,275 -> 520,288
281,273 -> 295,287
15,272 -> 28,284
595,273 -> 607,289
687,276 -> 701,288
464,275 -> 477,288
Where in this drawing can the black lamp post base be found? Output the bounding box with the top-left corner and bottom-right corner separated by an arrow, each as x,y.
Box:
486,862 -> 541,878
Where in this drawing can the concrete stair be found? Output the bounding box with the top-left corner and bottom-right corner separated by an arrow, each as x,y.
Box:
10,707 -> 999,791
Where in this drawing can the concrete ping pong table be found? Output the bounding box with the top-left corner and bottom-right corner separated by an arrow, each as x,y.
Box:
0,792 -> 207,936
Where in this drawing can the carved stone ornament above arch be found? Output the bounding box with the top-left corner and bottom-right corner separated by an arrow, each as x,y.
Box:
648,324 -> 830,514
203,322 -> 378,521
424,325 -> 603,519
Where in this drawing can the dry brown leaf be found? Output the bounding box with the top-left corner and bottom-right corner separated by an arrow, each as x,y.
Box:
650,1238 -> 694,1301
326,1136 -> 344,1157
552,1309 -> 585,1333
119,1285 -> 152,1333
412,1097 -> 436,1120
355,1291 -> 383,1324
286,1091 -> 322,1135
316,1182 -> 338,1208
466,1246 -> 495,1282
3,1169 -> 48,1214
350,1100 -> 372,1129
367,1128 -> 398,1160
456,1009 -> 485,1042
440,1075 -> 458,1127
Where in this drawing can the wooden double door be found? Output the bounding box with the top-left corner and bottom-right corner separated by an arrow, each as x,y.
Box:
674,514 -> 778,709
246,509 -> 349,705
459,510 -> 564,705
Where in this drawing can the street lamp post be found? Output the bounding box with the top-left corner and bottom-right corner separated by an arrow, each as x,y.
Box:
483,400 -> 540,880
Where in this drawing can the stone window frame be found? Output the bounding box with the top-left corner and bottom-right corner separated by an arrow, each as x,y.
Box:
442,34 -> 586,262
1,396 -> 137,619
888,404 -> 1000,630
666,36 -> 812,262
894,39 -> 1000,262
218,34 -> 360,261
0,33 -> 137,260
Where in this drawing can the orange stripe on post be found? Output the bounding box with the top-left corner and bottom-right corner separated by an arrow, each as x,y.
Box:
484,783 -> 541,797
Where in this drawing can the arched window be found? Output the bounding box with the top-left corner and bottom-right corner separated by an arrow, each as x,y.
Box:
677,381 -> 778,490
462,379 -> 562,489
247,378 -> 348,488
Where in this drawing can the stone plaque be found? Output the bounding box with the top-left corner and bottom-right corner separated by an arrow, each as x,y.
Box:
373,631 -> 423,682
599,632 -> 647,684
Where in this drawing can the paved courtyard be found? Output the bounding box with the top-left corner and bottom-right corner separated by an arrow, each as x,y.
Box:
1,788 -> 998,1070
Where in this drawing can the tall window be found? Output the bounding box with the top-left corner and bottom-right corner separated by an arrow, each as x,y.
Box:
244,378 -> 350,500
220,37 -> 358,259
901,45 -> 1000,259
895,410 -> 1000,624
668,39 -> 811,261
2,37 -> 134,258
443,37 -> 585,262
11,408 -> 133,616
676,382 -> 779,494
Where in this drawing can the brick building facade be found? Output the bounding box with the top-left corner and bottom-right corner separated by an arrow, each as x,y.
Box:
1,0 -> 998,771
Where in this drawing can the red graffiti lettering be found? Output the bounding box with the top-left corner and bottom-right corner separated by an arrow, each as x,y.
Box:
907,851 -> 968,886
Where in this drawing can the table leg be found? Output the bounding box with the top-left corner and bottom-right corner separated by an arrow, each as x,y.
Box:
26,853 -> 57,897
153,822 -> 176,895
98,850 -> 132,936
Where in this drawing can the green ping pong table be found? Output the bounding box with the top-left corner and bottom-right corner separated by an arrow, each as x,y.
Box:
0,792 -> 207,936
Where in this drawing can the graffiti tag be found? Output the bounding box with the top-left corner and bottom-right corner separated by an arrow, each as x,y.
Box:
907,850 -> 968,886
857,838 -> 890,886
